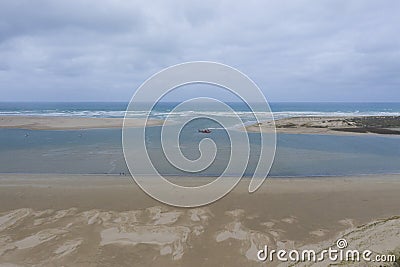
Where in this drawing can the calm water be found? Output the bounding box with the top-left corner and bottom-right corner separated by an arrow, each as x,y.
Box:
0,128 -> 399,177
0,102 -> 400,177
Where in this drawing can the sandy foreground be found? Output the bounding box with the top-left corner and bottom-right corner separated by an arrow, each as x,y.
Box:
0,116 -> 163,130
0,174 -> 399,266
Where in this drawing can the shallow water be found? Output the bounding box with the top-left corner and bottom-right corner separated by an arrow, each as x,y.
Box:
0,127 -> 399,177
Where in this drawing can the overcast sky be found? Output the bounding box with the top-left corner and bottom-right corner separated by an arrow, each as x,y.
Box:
0,0 -> 399,102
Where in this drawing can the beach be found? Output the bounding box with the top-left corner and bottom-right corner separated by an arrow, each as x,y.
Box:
0,114 -> 399,266
247,116 -> 400,135
0,116 -> 163,130
2,0 -> 400,265
2,115 -> 400,135
0,174 -> 399,266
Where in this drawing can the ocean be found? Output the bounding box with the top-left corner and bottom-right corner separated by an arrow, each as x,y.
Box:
0,102 -> 400,177
1,102 -> 400,119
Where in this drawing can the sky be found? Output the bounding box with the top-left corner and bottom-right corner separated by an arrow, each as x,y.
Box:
0,0 -> 399,102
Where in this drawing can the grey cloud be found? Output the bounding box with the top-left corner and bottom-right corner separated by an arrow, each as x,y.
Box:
0,0 -> 399,101
0,0 -> 147,42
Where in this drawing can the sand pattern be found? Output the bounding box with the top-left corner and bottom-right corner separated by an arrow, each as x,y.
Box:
1,175 -> 400,266
0,207 -> 213,265
0,207 -> 399,266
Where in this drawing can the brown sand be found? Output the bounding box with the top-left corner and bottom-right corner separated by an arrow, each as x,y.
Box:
0,174 -> 399,266
0,116 -> 163,130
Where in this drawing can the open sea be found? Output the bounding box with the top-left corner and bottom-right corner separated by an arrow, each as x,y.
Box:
0,102 -> 400,177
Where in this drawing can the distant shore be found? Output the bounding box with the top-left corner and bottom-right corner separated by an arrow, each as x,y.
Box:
0,116 -> 163,130
2,115 -> 400,137
246,116 -> 400,135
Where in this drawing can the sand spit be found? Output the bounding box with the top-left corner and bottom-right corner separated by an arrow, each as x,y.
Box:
0,116 -> 163,130
247,116 -> 400,135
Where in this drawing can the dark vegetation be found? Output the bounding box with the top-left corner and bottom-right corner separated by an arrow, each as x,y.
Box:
332,116 -> 400,135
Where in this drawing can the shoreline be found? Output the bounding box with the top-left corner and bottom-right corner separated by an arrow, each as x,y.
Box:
2,172 -> 400,180
0,116 -> 163,130
247,115 -> 400,136
1,115 -> 400,137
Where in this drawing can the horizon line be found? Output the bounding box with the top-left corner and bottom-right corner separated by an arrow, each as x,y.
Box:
1,101 -> 400,104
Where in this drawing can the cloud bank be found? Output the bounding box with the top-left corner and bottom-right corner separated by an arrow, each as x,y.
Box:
0,0 -> 399,101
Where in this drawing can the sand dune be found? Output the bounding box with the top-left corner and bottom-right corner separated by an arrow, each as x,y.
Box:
247,116 -> 400,135
286,216 -> 400,266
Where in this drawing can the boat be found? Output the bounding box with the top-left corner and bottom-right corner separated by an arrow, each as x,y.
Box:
198,128 -> 212,133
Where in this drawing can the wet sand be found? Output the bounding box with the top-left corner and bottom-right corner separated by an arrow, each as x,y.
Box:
0,116 -> 163,130
0,174 -> 399,266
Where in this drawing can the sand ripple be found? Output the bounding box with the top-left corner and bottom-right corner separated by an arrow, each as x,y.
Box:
0,207 -> 399,266
0,207 -> 212,265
